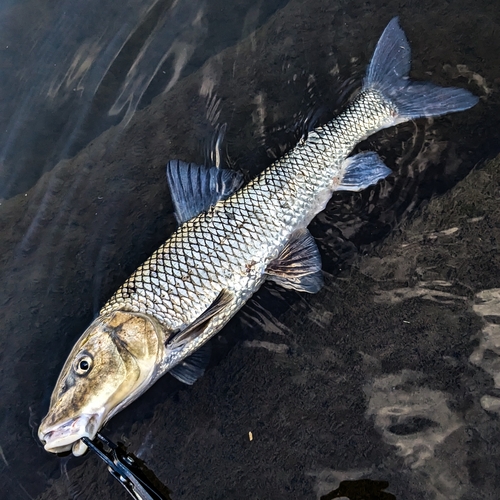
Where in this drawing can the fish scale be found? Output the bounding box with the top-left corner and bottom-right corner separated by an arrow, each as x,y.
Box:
101,89 -> 394,361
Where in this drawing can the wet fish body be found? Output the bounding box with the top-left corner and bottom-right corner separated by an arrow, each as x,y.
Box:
102,107 -> 394,370
38,18 -> 478,455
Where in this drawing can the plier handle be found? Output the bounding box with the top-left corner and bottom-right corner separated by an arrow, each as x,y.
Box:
81,434 -> 169,500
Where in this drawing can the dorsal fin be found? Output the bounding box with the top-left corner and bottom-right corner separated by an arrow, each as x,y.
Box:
166,160 -> 243,224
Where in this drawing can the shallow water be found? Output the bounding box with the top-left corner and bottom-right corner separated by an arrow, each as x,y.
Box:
0,0 -> 499,499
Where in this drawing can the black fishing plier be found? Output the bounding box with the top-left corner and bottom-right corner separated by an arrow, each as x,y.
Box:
81,434 -> 169,500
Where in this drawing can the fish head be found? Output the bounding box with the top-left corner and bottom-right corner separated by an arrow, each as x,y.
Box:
38,310 -> 164,456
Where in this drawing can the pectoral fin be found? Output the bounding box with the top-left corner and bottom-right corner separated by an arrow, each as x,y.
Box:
336,152 -> 391,192
266,229 -> 323,293
167,289 -> 233,349
169,342 -> 211,385
166,160 -> 244,224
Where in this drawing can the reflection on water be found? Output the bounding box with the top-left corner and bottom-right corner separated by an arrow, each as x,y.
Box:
366,371 -> 463,471
0,0 -> 499,499
0,0 -> 288,199
1,0 -> 158,198
470,289 -> 500,414
366,371 -> 466,499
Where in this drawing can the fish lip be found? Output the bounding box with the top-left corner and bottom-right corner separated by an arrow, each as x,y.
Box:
38,412 -> 103,454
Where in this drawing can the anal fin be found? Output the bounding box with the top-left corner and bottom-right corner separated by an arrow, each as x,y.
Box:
337,152 -> 391,192
266,229 -> 323,293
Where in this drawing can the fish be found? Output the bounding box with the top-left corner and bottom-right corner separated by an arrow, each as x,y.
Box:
38,17 -> 478,457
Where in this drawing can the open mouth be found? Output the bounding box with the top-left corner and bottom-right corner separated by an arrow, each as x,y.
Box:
38,413 -> 102,455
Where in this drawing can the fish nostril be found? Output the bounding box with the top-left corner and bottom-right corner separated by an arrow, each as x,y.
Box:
40,430 -> 53,445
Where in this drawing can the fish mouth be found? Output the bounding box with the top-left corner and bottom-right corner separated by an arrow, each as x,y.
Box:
38,412 -> 103,455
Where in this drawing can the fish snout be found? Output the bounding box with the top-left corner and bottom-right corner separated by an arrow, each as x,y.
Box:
38,413 -> 101,455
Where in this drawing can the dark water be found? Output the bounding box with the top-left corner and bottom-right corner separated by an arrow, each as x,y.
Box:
0,0 -> 499,499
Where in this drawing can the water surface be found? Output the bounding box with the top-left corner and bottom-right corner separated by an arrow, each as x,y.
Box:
0,0 -> 499,498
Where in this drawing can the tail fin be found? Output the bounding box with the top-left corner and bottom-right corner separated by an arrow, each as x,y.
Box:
364,17 -> 478,120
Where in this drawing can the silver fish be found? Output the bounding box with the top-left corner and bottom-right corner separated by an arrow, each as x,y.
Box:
38,17 -> 478,456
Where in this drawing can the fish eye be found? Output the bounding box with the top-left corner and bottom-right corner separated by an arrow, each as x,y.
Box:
75,355 -> 93,376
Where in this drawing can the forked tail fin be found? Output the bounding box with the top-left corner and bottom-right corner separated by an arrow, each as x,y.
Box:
363,17 -> 478,121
